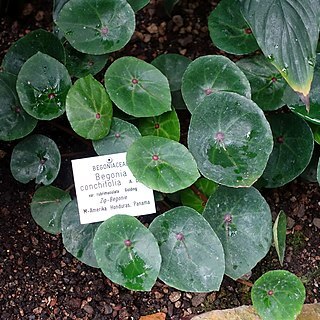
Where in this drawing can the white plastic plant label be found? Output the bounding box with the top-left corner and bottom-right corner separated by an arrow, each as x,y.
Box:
71,152 -> 156,224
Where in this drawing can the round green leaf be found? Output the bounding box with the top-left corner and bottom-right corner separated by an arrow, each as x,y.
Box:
1,29 -> 65,75
10,134 -> 61,185
237,55 -> 288,111
258,113 -> 314,188
180,178 -> 218,214
149,206 -> 225,292
181,55 -> 251,113
56,0 -> 135,54
152,54 -> 191,92
61,199 -> 100,268
105,57 -> 171,117
127,136 -> 200,193
93,117 -> 141,155
16,52 -> 71,120
188,92 -> 273,187
138,110 -> 180,141
66,74 -> 112,140
252,270 -> 306,320
31,186 -> 71,234
273,210 -> 286,266
203,186 -> 272,280
127,0 -> 149,11
208,0 -> 259,55
285,54 -> 320,124
93,215 -> 161,291
65,43 -> 108,78
0,72 -> 37,141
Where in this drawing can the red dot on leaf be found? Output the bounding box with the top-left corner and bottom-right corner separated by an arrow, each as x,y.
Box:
204,88 -> 213,95
154,123 -> 160,129
48,93 -> 56,100
176,232 -> 185,241
100,27 -> 109,36
115,133 -> 121,138
267,290 -> 274,296
96,113 -> 101,119
132,78 -> 139,84
152,154 -> 159,161
244,28 -> 252,34
124,239 -> 132,247
276,136 -> 284,144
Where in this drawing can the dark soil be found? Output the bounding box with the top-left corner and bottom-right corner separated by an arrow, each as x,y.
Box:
0,1 -> 320,319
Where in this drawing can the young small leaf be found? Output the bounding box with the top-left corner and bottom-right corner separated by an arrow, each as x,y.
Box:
203,186 -> 272,280
273,210 -> 287,266
16,52 -> 71,120
181,55 -> 251,113
56,0 -> 135,54
66,74 -> 113,140
208,0 -> 259,55
252,270 -> 306,320
93,215 -> 161,291
93,118 -> 141,155
10,134 -> 61,185
31,186 -> 71,234
105,57 -> 171,117
126,0 -> 149,12
127,136 -> 200,193
149,206 -> 225,292
61,200 -> 100,268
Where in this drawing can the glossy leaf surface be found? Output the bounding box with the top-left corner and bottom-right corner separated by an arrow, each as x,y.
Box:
240,0 -> 319,97
1,29 -> 65,75
0,73 -> 37,141
127,136 -> 200,193
66,75 -> 112,140
252,270 -> 305,320
138,110 -> 180,141
16,52 -> 71,120
149,206 -> 225,292
181,55 -> 251,113
188,92 -> 273,187
93,215 -> 161,291
61,200 -> 100,268
258,113 -> 314,188
56,0 -> 135,54
237,55 -> 287,111
273,210 -> 286,266
127,0 -> 149,11
208,0 -> 259,55
180,178 -> 218,213
10,134 -> 61,185
203,186 -> 272,279
105,57 -> 171,117
65,43 -> 108,78
93,118 -> 141,155
31,186 -> 71,234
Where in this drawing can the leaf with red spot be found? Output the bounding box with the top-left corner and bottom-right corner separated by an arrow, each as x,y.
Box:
66,74 -> 113,140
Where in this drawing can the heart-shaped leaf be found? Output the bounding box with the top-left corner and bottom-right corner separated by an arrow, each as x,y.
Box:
240,0 -> 319,98
66,74 -> 113,140
127,136 -> 200,193
31,186 -> 71,234
252,270 -> 306,320
1,29 -> 65,75
149,206 -> 225,292
93,215 -> 161,291
257,113 -> 314,188
188,92 -> 273,187
237,55 -> 288,111
105,57 -> 171,117
10,134 -> 61,185
181,55 -> 251,113
61,199 -> 100,268
273,210 -> 286,266
16,52 -> 71,120
203,186 -> 272,280
138,110 -> 180,141
93,117 -> 141,155
127,0 -> 149,11
56,0 -> 135,54
284,54 -> 320,124
208,0 -> 259,55
180,178 -> 218,213
65,43 -> 108,78
0,72 -> 37,141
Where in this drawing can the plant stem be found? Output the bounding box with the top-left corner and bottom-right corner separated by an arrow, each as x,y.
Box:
236,278 -> 253,287
189,184 -> 208,204
65,184 -> 75,193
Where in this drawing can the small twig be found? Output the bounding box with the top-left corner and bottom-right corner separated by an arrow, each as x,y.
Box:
65,184 -> 75,193
236,278 -> 253,287
189,184 -> 208,204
